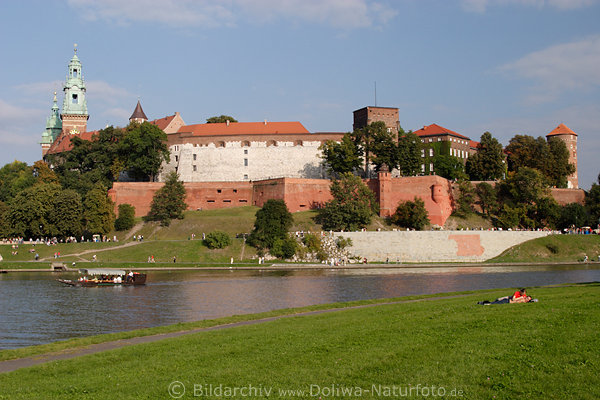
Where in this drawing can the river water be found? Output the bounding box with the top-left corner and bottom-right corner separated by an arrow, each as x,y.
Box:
1,265 -> 599,350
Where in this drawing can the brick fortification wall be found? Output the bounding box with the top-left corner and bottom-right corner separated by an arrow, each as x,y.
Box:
550,188 -> 585,205
337,231 -> 549,262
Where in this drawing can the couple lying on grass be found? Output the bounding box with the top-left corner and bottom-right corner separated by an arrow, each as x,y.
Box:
478,288 -> 537,305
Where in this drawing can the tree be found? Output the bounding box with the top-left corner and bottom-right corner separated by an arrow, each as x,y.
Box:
32,160 -> 60,185
558,203 -> 588,229
145,171 -> 187,226
319,134 -> 363,176
545,138 -> 575,188
0,161 -> 36,202
432,154 -> 467,180
350,121 -> 394,177
369,122 -> 400,172
204,231 -> 232,249
115,203 -> 136,231
270,236 -> 298,259
47,189 -> 83,238
497,167 -> 549,206
389,197 -> 429,230
316,173 -> 378,231
474,182 -> 498,217
466,132 -> 505,180
454,180 -> 476,217
83,184 -> 115,234
7,183 -> 61,238
206,115 -> 238,124
585,178 -> 600,226
247,199 -> 293,250
121,122 -> 170,181
397,129 -> 422,176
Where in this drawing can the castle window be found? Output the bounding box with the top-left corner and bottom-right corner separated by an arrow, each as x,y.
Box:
233,189 -> 238,193
217,141 -> 225,148
217,189 -> 222,193
73,69 -> 78,77
429,148 -> 434,157
295,140 -> 303,146
193,154 -> 197,161
430,163 -> 434,172
72,94 -> 78,104
173,145 -> 180,151
244,158 -> 248,166
244,149 -> 248,154
267,140 -> 277,147
175,155 -> 179,162
244,175 -> 249,180
421,164 -> 425,173
421,149 -> 425,158
223,200 -> 231,203
242,141 -> 250,147
193,165 -> 197,172
239,199 -> 247,203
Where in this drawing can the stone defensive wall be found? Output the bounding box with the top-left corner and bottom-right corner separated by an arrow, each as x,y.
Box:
336,230 -> 550,263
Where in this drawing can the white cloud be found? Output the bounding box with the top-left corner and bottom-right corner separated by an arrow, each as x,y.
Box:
461,0 -> 597,13
67,0 -> 397,29
497,35 -> 600,104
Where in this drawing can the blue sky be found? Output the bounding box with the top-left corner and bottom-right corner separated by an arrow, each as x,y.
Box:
1,0 -> 599,189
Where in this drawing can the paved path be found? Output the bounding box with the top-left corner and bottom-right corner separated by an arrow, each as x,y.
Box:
0,293 -> 476,374
39,241 -> 142,262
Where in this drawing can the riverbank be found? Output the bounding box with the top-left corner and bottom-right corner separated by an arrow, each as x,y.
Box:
2,260 -> 600,273
1,284 -> 598,399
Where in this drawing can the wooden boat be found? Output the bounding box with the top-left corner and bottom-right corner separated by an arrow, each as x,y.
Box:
58,268 -> 147,287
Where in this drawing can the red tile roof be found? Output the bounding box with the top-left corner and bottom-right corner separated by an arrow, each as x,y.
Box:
547,123 -> 576,137
177,121 -> 309,136
469,140 -> 479,149
414,123 -> 470,140
149,115 -> 176,131
46,130 -> 99,154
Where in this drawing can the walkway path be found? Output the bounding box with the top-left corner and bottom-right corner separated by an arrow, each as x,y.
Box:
0,293 -> 476,374
39,241 -> 142,262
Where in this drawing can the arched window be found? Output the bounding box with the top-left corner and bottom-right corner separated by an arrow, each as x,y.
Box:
295,140 -> 303,146
266,140 -> 277,147
242,140 -> 250,147
216,141 -> 225,148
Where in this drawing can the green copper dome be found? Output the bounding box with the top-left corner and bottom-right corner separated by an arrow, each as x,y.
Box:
41,92 -> 63,144
62,45 -> 88,117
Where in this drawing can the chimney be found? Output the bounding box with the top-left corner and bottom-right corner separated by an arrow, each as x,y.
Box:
226,120 -> 230,126
264,119 -> 267,125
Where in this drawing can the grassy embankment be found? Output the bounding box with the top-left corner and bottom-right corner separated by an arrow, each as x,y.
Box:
489,234 -> 600,263
0,284 -> 598,399
0,206 -> 394,268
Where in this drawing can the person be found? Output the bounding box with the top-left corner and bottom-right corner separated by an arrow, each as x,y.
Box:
478,288 -> 534,305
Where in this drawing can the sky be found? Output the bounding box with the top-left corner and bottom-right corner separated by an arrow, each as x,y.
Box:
0,0 -> 599,189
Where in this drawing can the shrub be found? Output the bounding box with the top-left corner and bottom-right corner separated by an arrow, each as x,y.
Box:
270,236 -> 298,259
115,203 -> 136,231
204,231 -> 232,249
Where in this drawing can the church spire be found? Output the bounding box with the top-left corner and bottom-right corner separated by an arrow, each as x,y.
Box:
129,100 -> 148,123
41,92 -> 63,156
61,44 -> 89,137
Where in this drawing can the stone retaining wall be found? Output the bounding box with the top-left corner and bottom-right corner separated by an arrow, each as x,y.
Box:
337,231 -> 549,262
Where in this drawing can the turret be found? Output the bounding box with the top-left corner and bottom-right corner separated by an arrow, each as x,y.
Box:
546,123 -> 578,189
41,92 -> 63,156
129,100 -> 148,124
61,44 -> 89,136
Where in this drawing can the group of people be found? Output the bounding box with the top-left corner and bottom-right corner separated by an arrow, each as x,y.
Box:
478,288 -> 536,305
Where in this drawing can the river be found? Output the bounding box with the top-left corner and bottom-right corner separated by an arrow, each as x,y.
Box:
1,264 -> 599,350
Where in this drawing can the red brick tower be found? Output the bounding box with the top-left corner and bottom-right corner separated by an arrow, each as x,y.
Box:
546,123 -> 578,189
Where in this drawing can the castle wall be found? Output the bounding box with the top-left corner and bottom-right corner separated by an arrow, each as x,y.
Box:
337,230 -> 549,262
159,140 -> 328,182
550,188 -> 585,205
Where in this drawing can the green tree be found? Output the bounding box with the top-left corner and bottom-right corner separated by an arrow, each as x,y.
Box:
474,182 -> 498,217
206,115 -> 238,124
32,160 -> 60,185
204,231 -> 232,249
121,122 -> 170,182
0,161 -> 36,202
316,173 -> 378,231
433,154 -> 467,180
0,201 -> 9,238
47,189 -> 83,238
558,203 -> 588,229
389,197 -> 430,230
350,122 -> 395,177
466,132 -> 505,180
498,167 -> 549,206
145,172 -> 187,226
114,203 -> 136,231
533,197 -> 561,229
247,199 -> 293,250
7,183 -> 61,238
319,134 -> 363,176
397,129 -> 422,176
369,122 -> 400,172
585,178 -> 600,226
545,138 -> 575,188
83,184 -> 115,234
270,236 -> 298,259
454,180 -> 476,217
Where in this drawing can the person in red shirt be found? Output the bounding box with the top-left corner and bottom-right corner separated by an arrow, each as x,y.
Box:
510,288 -> 531,303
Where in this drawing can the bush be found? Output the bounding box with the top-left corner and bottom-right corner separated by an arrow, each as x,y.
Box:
270,236 -> 298,259
390,197 -> 429,230
302,233 -> 322,253
115,204 -> 136,231
204,231 -> 232,249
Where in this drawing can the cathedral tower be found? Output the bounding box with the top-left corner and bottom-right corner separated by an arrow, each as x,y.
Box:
546,123 -> 578,189
61,44 -> 89,137
40,92 -> 63,156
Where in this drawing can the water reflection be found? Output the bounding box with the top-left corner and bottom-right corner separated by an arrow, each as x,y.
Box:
1,265 -> 599,349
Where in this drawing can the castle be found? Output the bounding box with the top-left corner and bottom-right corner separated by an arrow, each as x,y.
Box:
41,48 -> 582,225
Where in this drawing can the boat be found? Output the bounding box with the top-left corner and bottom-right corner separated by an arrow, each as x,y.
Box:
58,268 -> 147,287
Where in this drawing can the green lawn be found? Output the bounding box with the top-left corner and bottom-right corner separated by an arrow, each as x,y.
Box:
489,234 -> 600,263
0,284 -> 598,399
